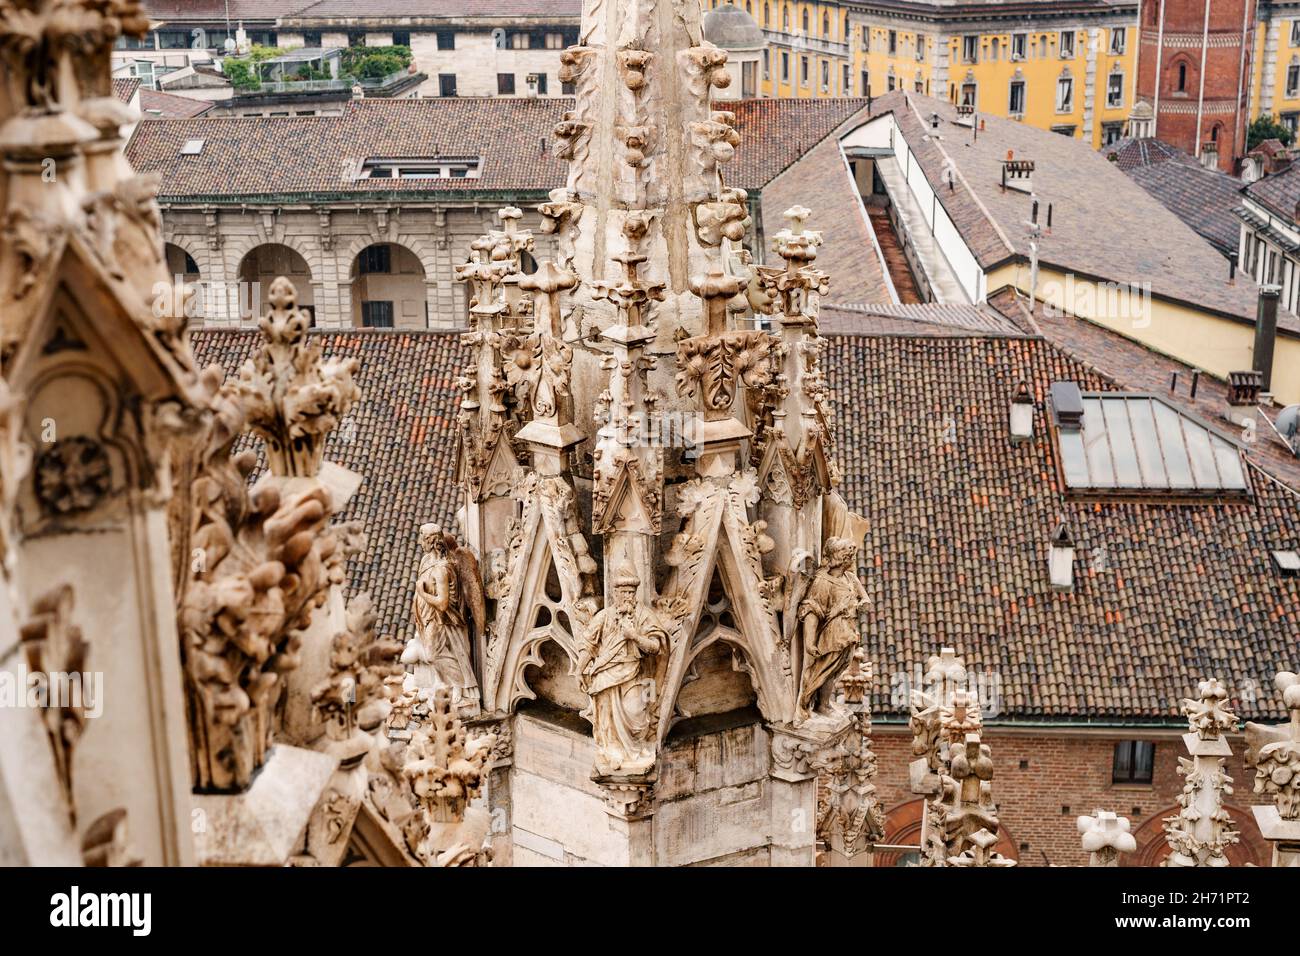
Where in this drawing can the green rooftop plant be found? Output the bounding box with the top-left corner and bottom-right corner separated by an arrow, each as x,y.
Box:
1248,114 -> 1295,151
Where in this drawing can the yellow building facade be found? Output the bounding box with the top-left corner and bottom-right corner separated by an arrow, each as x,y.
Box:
704,0 -> 855,97
1251,5 -> 1300,139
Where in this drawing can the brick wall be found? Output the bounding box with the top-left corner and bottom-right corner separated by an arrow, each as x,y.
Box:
870,725 -> 1273,866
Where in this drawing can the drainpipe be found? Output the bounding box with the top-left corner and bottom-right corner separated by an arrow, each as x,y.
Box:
1153,0 -> 1166,137
1194,0 -> 1210,156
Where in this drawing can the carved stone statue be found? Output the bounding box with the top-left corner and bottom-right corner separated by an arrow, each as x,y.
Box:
796,537 -> 867,722
577,565 -> 671,778
402,524 -> 484,716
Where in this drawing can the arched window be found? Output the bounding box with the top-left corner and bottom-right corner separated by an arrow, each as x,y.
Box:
822,12 -> 829,36
802,9 -> 809,33
782,6 -> 789,31
764,2 -> 770,26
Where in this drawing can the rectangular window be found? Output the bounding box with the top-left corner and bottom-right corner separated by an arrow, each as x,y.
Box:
392,30 -> 410,47
1102,121 -> 1124,145
1008,80 -> 1025,114
530,72 -> 549,94
862,27 -> 869,51
1107,72 -> 1123,107
1110,27 -> 1126,54
359,245 -> 391,275
497,73 -> 516,95
842,64 -> 850,92
888,30 -> 897,54
436,30 -> 455,51
349,32 -> 366,47
1060,31 -> 1075,58
1011,33 -> 1026,61
821,59 -> 829,90
887,74 -> 896,92
304,30 -> 322,46
1056,76 -> 1074,111
545,32 -> 565,49
511,31 -> 530,49
781,51 -> 790,81
916,36 -> 925,61
962,35 -> 978,64
800,55 -> 808,85
1289,65 -> 1300,98
438,74 -> 457,97
361,301 -> 394,328
861,70 -> 869,95
763,49 -> 770,80
745,60 -> 758,96
961,81 -> 976,107
1283,111 -> 1300,134
1051,124 -> 1077,137
1292,20 -> 1300,45
1112,741 -> 1155,784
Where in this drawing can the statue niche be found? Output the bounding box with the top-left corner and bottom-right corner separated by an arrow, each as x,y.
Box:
402,523 -> 486,717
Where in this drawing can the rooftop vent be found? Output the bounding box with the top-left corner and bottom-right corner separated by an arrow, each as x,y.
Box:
1226,370 -> 1262,429
1049,381 -> 1084,430
1010,381 -> 1034,442
1000,151 -> 1034,194
180,138 -> 205,156
1049,522 -> 1075,592
954,103 -> 975,127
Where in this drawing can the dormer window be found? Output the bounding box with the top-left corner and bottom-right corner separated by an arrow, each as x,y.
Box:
358,157 -> 482,180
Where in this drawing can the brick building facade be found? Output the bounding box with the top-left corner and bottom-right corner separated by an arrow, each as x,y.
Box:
1137,0 -> 1257,172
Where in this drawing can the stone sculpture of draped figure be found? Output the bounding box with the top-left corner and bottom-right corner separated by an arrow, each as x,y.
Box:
797,537 -> 868,723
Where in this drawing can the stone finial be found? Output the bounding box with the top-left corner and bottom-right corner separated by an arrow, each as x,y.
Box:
1077,810 -> 1136,866
1182,677 -> 1239,740
234,276 -> 360,478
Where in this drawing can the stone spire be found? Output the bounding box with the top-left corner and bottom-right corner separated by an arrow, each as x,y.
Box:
1163,678 -> 1240,867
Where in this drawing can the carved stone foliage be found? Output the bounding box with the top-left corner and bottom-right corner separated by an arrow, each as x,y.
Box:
311,592 -> 403,748
177,284 -> 364,792
1183,677 -> 1239,739
402,687 -> 496,866
812,653 -> 885,858
232,277 -> 359,478
1244,671 -> 1300,820
1163,679 -> 1240,867
1077,811 -> 1136,867
20,584 -> 87,821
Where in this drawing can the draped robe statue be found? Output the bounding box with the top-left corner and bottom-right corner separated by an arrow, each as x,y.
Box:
797,537 -> 868,722
402,524 -> 482,715
577,571 -> 671,778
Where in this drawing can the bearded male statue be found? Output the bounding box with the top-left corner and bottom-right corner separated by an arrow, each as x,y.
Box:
577,564 -> 672,778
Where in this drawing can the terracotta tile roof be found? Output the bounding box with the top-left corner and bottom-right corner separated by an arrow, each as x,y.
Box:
1102,139 -> 1244,257
192,322 -> 1300,724
821,301 -> 1027,335
831,331 -> 1300,724
760,134 -> 891,305
291,0 -> 580,16
113,77 -> 141,105
866,91 -> 1273,327
1243,162 -> 1300,224
126,96 -> 871,199
139,88 -> 215,120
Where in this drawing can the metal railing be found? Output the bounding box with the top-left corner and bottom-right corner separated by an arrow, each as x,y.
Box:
358,68 -> 415,90
762,29 -> 849,58
250,77 -> 351,95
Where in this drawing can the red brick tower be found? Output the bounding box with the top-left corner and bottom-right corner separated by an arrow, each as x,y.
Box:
1136,0 -> 1257,172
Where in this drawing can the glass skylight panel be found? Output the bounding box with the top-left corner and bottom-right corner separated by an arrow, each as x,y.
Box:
1053,392 -> 1248,497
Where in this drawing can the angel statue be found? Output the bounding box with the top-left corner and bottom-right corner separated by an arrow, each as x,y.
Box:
576,562 -> 672,778
401,524 -> 486,717
796,537 -> 868,723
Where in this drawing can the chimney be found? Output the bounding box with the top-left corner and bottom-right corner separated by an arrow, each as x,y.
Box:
1049,522 -> 1075,592
1254,284 -> 1281,392
1228,251 -> 1238,283
1010,381 -> 1034,442
1050,381 -> 1084,430
1225,369 -> 1263,428
1000,151 -> 1034,194
1200,140 -> 1219,170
